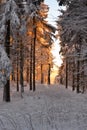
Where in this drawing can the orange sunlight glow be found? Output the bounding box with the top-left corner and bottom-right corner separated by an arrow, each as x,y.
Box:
50,39 -> 63,84
51,39 -> 63,67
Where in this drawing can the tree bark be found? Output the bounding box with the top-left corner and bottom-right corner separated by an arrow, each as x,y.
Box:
65,58 -> 68,89
30,42 -> 33,90
11,70 -> 15,81
41,64 -> 44,84
82,60 -> 85,93
48,64 -> 51,85
27,63 -> 29,83
76,56 -> 80,93
32,16 -> 36,91
3,20 -> 10,102
17,55 -> 19,92
72,60 -> 75,91
20,41 -> 24,94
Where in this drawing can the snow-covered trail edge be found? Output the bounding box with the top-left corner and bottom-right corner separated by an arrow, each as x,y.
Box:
0,84 -> 87,130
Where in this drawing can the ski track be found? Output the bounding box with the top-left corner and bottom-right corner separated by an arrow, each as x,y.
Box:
0,84 -> 87,130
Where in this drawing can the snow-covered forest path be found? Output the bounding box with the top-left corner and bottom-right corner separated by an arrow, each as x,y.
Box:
0,84 -> 87,130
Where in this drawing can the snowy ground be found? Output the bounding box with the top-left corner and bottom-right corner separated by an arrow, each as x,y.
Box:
0,83 -> 87,130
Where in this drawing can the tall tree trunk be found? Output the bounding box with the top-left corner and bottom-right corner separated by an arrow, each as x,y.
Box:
32,16 -> 36,91
82,60 -> 85,93
76,56 -> 80,93
20,41 -> 24,94
48,64 -> 51,85
3,20 -> 10,102
27,63 -> 29,83
30,42 -> 33,90
72,60 -> 75,91
65,58 -> 68,89
17,55 -> 19,92
11,70 -> 14,81
41,64 -> 44,84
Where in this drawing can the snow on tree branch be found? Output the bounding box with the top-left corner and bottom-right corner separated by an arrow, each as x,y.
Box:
0,0 -> 44,87
0,45 -> 12,87
57,0 -> 87,46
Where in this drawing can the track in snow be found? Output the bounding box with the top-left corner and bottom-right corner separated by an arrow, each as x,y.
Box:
0,84 -> 87,130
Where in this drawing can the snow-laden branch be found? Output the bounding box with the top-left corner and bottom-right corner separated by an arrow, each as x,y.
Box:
0,0 -> 43,86
0,45 -> 12,87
